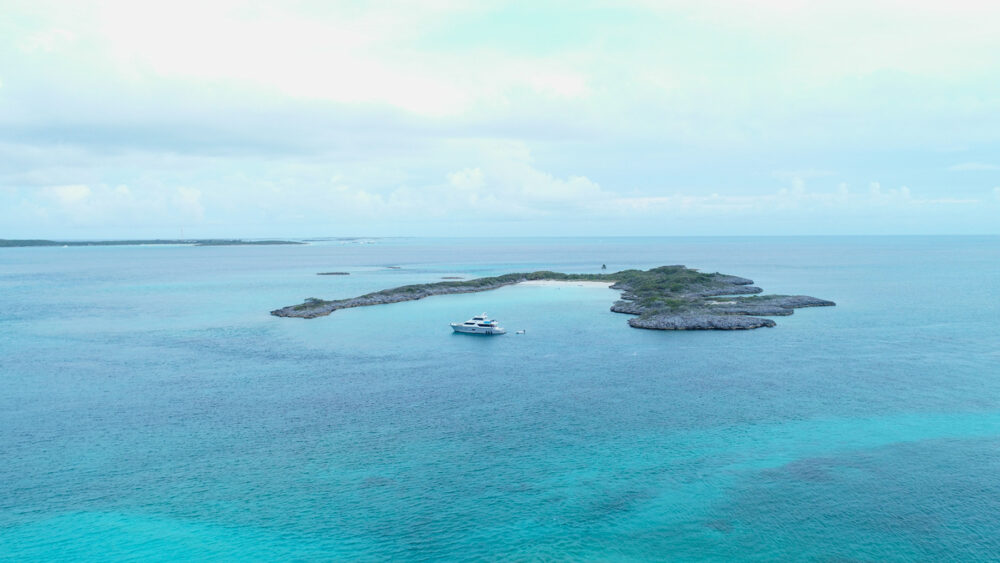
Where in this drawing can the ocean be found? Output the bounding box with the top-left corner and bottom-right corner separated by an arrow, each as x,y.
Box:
2,236 -> 999,560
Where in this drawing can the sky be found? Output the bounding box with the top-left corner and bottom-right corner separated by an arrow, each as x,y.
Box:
1,0 -> 999,238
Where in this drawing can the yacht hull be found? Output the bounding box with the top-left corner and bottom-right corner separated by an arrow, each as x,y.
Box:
451,324 -> 506,335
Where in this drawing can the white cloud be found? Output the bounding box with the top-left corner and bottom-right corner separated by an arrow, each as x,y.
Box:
473,141 -> 609,206
44,184 -> 91,205
525,70 -> 589,99
173,186 -> 204,220
17,28 -> 76,53
23,0 -> 997,127
447,168 -> 485,191
602,182 -> 978,217
76,1 -> 596,117
275,142 -> 611,221
867,182 -> 913,204
3,1 -> 1000,236
31,183 -> 206,228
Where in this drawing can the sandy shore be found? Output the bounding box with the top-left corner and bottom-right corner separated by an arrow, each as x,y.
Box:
517,280 -> 615,288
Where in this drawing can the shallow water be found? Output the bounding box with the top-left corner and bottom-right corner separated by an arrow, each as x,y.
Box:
2,236 -> 999,560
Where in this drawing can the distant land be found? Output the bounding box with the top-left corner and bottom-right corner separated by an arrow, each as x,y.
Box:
272,265 -> 835,330
0,239 -> 303,248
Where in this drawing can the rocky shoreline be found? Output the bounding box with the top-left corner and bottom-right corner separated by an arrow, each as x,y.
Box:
271,266 -> 834,330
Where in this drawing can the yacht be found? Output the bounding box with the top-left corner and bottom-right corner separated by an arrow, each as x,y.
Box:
451,313 -> 506,335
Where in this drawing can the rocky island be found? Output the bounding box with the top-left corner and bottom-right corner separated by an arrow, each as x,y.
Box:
271,265 -> 834,330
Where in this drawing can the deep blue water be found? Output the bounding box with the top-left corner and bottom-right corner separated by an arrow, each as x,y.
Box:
2,236 -> 999,560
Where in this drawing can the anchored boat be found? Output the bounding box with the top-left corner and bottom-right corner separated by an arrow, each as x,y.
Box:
451,313 -> 506,335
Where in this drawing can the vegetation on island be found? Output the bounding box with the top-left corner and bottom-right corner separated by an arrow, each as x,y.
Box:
272,265 -> 835,330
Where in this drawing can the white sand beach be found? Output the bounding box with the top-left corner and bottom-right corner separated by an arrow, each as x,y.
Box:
517,280 -> 615,288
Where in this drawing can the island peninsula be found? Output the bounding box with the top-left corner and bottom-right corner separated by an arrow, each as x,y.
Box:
271,265 -> 834,330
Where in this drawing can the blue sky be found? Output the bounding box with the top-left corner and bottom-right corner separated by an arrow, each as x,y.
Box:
1,0 -> 998,238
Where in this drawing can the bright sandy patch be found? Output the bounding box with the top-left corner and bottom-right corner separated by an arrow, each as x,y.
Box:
518,280 -> 615,288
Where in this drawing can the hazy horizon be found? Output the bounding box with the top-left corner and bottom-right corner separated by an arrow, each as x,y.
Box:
6,233 -> 1000,242
2,1 -> 998,238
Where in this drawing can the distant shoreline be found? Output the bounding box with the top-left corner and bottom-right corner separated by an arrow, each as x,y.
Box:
0,239 -> 304,248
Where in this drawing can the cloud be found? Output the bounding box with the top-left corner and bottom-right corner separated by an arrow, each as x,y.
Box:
8,0 -> 998,143
260,142 -> 611,222
2,1 -> 1000,236
43,184 -> 91,205
22,183 -> 207,230
948,162 -> 1000,171
447,168 -> 485,191
173,186 -> 204,220
525,70 -> 589,99
17,28 -> 76,53
602,182 -> 978,217
469,141 -> 610,207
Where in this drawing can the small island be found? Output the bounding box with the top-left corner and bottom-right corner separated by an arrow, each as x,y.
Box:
271,265 -> 834,330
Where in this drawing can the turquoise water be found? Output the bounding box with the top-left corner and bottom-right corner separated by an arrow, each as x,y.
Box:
2,236 -> 999,560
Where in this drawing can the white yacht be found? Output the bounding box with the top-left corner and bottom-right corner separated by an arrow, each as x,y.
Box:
451,313 -> 506,335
